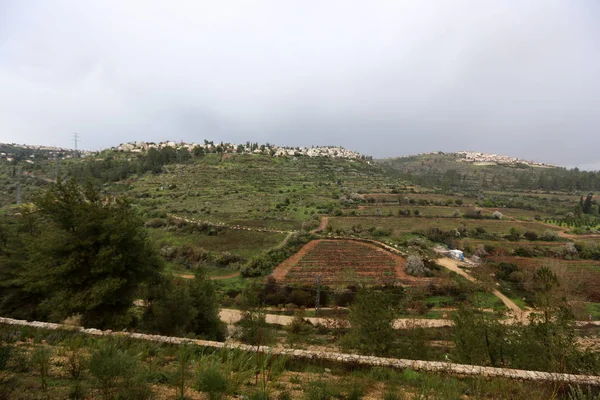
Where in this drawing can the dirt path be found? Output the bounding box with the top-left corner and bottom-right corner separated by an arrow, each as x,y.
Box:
219,308 -> 452,329
311,216 -> 329,233
175,272 -> 241,280
275,231 -> 295,249
435,254 -> 527,322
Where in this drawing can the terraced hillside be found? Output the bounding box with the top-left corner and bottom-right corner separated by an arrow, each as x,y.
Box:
379,152 -> 600,192
122,153 -> 404,226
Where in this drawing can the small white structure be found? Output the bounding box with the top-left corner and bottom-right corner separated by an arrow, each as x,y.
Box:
448,249 -> 465,261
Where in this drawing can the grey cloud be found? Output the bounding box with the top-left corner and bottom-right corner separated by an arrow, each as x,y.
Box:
0,0 -> 599,167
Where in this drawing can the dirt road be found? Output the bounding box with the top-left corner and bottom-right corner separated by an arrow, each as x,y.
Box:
311,216 -> 329,233
218,308 -> 453,329
175,272 -> 240,280
435,254 -> 527,322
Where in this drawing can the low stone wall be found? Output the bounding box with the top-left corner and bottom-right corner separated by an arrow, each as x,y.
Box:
167,214 -> 294,234
1,316 -> 599,386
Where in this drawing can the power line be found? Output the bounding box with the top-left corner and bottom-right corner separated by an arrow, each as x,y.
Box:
16,166 -> 22,205
54,153 -> 59,181
73,133 -> 80,157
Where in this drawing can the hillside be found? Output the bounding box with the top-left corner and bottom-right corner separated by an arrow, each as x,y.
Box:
378,151 -> 600,192
2,140 -> 600,399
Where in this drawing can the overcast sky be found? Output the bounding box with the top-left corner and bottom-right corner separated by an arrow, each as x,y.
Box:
1,1 -> 599,168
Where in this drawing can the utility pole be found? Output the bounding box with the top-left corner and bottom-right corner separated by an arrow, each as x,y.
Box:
53,153 -> 59,182
315,275 -> 322,317
72,132 -> 80,157
16,166 -> 22,205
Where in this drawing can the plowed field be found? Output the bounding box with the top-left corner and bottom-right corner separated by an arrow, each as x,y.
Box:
270,239 -> 423,286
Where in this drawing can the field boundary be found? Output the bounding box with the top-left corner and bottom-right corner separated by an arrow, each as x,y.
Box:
1,316 -> 599,386
167,214 -> 295,234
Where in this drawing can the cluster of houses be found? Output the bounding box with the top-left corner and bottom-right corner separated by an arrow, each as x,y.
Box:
392,150 -> 555,168
0,143 -> 90,164
456,151 -> 556,168
113,141 -> 370,160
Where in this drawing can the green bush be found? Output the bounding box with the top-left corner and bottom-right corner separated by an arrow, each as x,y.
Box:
89,340 -> 150,400
303,380 -> 341,400
195,349 -> 254,399
196,364 -> 228,399
0,344 -> 11,371
346,383 -> 365,400
31,344 -> 53,392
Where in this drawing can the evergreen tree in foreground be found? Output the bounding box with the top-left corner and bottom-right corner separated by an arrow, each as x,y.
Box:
1,179 -> 164,328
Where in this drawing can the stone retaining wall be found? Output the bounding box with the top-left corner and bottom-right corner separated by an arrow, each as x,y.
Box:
167,214 -> 294,234
1,316 -> 599,386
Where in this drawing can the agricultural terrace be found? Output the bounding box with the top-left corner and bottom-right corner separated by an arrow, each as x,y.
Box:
347,205 -> 488,218
328,217 -> 562,235
124,154 -> 402,228
485,256 -> 600,302
148,227 -> 287,259
363,193 -> 474,205
457,238 -> 568,256
485,190 -> 582,202
270,239 -> 423,287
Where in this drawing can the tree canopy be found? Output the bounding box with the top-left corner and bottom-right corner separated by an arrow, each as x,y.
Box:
0,179 -> 164,328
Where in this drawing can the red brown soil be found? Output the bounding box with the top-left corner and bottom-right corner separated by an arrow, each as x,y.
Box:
176,272 -> 240,280
270,239 -> 426,286
311,216 -> 329,233
270,240 -> 321,282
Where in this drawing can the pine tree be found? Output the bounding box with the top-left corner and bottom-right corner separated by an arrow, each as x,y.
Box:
583,193 -> 594,214
10,179 -> 164,328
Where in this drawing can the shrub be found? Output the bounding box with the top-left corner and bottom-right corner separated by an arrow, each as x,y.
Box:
68,383 -> 86,400
278,391 -> 293,400
303,380 -> 341,400
0,344 -> 11,371
541,230 -> 560,241
197,364 -> 228,399
195,350 -> 254,398
513,247 -> 535,257
31,344 -> 53,392
505,227 -> 522,241
286,311 -> 314,335
492,211 -> 503,220
405,255 -> 429,277
465,208 -> 483,219
144,218 -> 167,228
341,290 -> 397,356
383,391 -> 402,400
347,383 -> 366,400
89,340 -> 148,400
523,231 -> 539,241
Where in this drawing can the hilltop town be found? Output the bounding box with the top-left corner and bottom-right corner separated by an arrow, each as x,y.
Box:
391,150 -> 557,168
456,151 -> 557,168
113,140 -> 371,160
0,142 -> 92,163
1,141 -> 562,168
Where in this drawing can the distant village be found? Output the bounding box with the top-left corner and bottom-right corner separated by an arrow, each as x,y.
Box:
1,141 -> 558,167
395,150 -> 556,168
0,143 -> 91,164
455,151 -> 557,168
113,140 -> 371,160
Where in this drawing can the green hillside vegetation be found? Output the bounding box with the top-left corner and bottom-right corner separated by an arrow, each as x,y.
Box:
380,152 -> 600,192
2,144 -> 600,398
